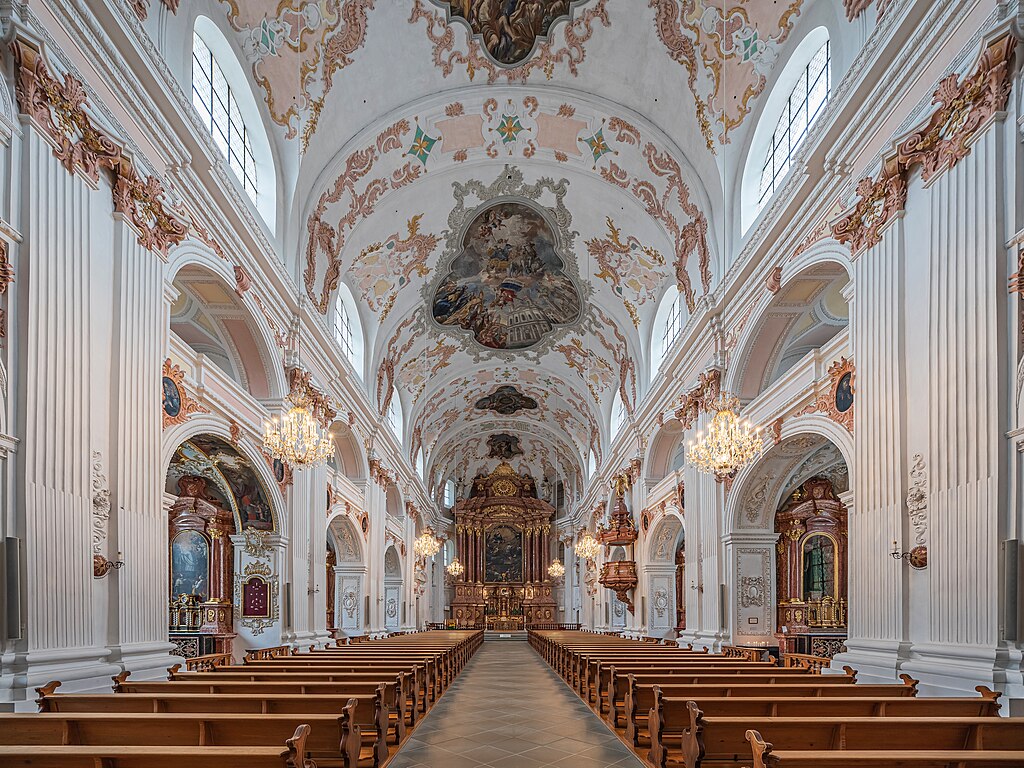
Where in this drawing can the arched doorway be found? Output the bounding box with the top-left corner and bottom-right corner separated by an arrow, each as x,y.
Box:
165,434 -> 278,659
725,431 -> 850,659
645,514 -> 684,638
328,516 -> 366,638
384,545 -> 404,632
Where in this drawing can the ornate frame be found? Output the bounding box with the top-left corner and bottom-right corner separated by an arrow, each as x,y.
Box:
820,357 -> 855,432
162,359 -> 207,429
235,560 -> 279,635
423,165 -> 589,362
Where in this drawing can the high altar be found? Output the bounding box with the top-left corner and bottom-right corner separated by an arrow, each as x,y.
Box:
449,462 -> 558,629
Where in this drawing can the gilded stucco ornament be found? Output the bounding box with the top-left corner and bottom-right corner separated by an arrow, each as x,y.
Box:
161,359 -> 208,430
10,39 -> 187,256
833,35 -> 1015,254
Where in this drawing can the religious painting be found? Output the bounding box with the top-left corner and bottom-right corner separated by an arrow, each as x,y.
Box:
485,524 -> 523,582
834,372 -> 854,414
242,576 -> 271,618
436,0 -> 578,66
162,375 -> 181,418
167,436 -> 276,531
431,201 -> 582,349
475,385 -> 538,415
487,433 -> 523,459
170,530 -> 209,600
802,534 -> 837,602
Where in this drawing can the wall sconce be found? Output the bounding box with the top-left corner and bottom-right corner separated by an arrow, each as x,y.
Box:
308,585 -> 321,595
891,541 -> 928,570
689,580 -> 703,593
93,553 -> 125,578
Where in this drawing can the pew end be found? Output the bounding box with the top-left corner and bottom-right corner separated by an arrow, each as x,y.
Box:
746,729 -> 774,768
679,700 -> 705,768
283,723 -> 312,768
35,681 -> 62,712
898,673 -> 920,695
112,671 -> 131,692
841,665 -> 858,682
166,664 -> 181,680
976,685 -> 1003,711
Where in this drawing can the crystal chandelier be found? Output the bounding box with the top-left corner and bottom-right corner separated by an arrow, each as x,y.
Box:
263,396 -> 333,469
414,529 -> 442,559
547,559 -> 566,580
688,393 -> 764,478
575,532 -> 601,561
446,558 -> 464,577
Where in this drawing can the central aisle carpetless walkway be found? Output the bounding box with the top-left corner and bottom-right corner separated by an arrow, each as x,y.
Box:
389,638 -> 645,768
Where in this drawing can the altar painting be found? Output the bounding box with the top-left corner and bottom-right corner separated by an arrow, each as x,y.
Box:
170,530 -> 209,600
485,524 -> 523,582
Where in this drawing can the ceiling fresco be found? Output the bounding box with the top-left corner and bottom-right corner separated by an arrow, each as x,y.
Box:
430,0 -> 583,67
430,200 -> 582,350
474,385 -> 538,415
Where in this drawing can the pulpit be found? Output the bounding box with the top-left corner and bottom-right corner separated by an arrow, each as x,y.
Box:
449,462 -> 558,627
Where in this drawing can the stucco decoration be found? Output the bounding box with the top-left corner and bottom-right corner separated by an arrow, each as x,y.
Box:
586,217 -> 666,327
129,0 -> 179,21
216,0 -> 376,144
832,35 -> 1015,253
432,200 -> 582,350
161,360 -> 208,429
91,452 -> 111,556
906,453 -> 927,546
674,369 -> 722,431
649,0 -> 803,147
10,39 -> 187,256
410,0 -> 609,82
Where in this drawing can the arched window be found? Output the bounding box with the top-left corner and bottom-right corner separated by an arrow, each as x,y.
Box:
415,449 -> 425,480
443,480 -> 456,508
610,393 -> 627,437
333,292 -> 353,360
191,30 -> 258,200
387,389 -> 403,442
652,289 -> 685,375
758,40 -> 830,207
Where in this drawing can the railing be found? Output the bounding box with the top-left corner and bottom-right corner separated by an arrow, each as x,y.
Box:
243,645 -> 291,663
184,651 -> 233,672
722,645 -> 766,662
782,652 -> 830,673
530,623 -> 582,631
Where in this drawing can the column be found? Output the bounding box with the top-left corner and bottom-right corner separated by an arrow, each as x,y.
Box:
107,215 -> 177,679
283,462 -> 326,646
832,217 -> 908,682
5,128 -> 122,701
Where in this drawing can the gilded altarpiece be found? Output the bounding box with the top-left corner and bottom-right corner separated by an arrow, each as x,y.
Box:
167,476 -> 236,656
450,462 -> 557,628
775,478 -> 848,655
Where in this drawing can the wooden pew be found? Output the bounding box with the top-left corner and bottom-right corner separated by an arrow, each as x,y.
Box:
0,723 -> 313,768
0,706 -> 381,768
645,688 -> 1005,768
166,666 -> 418,728
687,712 -> 1024,768
744,728 -> 1024,768
593,661 -> 824,714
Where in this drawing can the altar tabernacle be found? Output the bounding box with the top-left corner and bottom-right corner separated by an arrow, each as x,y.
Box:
449,462 -> 558,628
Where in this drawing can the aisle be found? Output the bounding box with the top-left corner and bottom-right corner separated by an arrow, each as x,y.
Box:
389,639 -> 645,768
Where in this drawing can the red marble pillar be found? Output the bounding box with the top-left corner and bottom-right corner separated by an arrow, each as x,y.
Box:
477,529 -> 484,582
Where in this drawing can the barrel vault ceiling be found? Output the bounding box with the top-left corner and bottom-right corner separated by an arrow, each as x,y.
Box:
208,0 -> 814,494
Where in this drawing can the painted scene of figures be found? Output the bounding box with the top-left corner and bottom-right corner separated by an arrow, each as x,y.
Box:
432,202 -> 581,349
441,1 -> 576,66
485,524 -> 524,582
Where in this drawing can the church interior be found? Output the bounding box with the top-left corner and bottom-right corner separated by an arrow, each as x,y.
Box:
1,0 -> 1024,765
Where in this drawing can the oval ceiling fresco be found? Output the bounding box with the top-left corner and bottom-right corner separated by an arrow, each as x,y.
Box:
430,200 -> 583,350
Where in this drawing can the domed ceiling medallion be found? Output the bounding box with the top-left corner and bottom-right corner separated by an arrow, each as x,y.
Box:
428,166 -> 585,355
431,1 -> 587,67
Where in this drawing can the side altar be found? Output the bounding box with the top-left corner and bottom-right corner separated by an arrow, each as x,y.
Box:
449,462 -> 558,628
